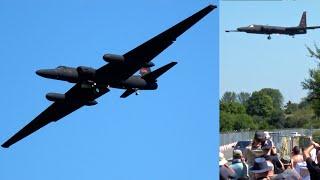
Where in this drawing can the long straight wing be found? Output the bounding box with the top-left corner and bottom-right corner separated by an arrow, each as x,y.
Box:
96,5 -> 216,83
122,5 -> 216,64
2,84 -> 110,148
1,102 -> 83,148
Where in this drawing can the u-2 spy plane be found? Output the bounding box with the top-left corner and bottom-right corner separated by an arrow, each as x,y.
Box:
226,11 -> 320,40
2,5 -> 216,148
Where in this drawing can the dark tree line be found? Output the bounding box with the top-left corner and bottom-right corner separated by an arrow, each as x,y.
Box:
220,89 -> 319,132
220,44 -> 320,132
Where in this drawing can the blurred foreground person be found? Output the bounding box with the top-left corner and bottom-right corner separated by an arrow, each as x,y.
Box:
250,157 -> 274,180
230,150 -> 249,180
272,155 -> 301,180
303,141 -> 320,180
220,152 -> 236,180
292,146 -> 304,169
245,131 -> 274,167
265,145 -> 284,174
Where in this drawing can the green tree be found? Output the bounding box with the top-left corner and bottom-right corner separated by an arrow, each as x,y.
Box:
220,101 -> 246,114
302,68 -> 320,117
237,92 -> 251,106
233,114 -> 256,131
220,111 -> 235,132
268,110 -> 285,129
306,43 -> 320,59
220,112 -> 256,132
247,91 -> 274,117
284,101 -> 299,114
259,88 -> 284,110
221,91 -> 237,103
284,105 -> 314,128
298,98 -> 311,109
303,44 -> 320,117
252,115 -> 270,130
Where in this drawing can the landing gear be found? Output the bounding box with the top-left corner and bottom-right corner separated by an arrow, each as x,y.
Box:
267,35 -> 271,40
81,80 -> 96,88
80,80 -> 103,94
91,83 -> 100,94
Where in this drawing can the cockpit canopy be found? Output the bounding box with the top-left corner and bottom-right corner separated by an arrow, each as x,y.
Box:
56,66 -> 68,69
248,24 -> 255,28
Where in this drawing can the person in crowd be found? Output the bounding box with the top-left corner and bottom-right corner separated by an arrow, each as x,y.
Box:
303,140 -> 320,180
295,161 -> 310,180
265,146 -> 284,174
292,146 -> 304,169
252,131 -> 273,153
250,157 -> 274,180
229,149 -> 249,180
272,155 -> 301,180
245,131 -> 274,167
220,152 -> 236,180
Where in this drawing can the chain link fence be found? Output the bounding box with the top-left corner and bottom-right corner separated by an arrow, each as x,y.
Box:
220,129 -> 313,146
220,129 -> 317,159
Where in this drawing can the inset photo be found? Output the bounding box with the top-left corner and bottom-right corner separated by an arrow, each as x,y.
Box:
220,1 -> 320,180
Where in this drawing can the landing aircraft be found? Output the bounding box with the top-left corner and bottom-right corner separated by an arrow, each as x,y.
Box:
2,5 -> 216,148
226,11 -> 320,40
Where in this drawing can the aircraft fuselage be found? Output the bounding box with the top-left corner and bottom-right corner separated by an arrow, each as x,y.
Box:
237,25 -> 306,35
36,66 -> 158,90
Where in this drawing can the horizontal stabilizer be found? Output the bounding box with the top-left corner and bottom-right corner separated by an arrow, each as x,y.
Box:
306,26 -> 320,30
142,62 -> 177,82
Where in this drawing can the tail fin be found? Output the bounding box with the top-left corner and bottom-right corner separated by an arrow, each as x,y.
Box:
139,67 -> 151,76
142,62 -> 177,82
299,11 -> 306,28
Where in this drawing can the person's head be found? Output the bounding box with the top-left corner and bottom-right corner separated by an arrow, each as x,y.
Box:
292,146 -> 300,155
250,157 -> 273,179
261,139 -> 272,156
254,131 -> 266,143
233,149 -> 242,160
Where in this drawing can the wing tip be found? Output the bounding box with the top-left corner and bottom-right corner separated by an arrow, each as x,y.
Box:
208,4 -> 217,10
1,143 -> 10,148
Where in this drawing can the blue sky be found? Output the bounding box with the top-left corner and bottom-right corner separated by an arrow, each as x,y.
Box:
220,0 -> 320,103
0,1 -> 218,180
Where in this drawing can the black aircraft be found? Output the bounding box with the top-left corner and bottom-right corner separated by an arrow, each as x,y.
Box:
226,11 -> 320,40
2,5 -> 216,148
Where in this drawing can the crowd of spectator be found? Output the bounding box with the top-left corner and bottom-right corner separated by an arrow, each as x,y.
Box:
219,131 -> 320,180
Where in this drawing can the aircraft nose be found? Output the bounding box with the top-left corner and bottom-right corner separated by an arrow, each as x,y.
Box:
237,27 -> 247,32
36,69 -> 49,76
